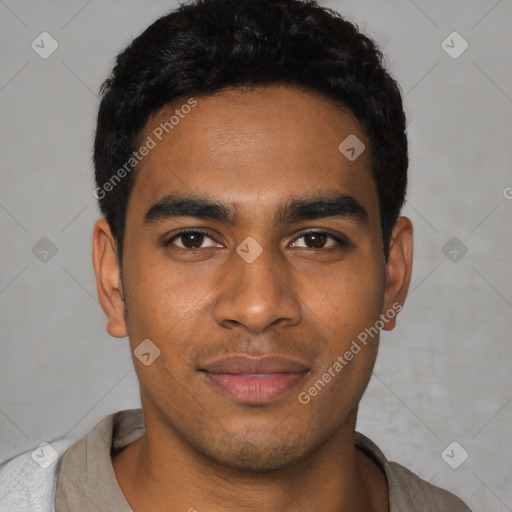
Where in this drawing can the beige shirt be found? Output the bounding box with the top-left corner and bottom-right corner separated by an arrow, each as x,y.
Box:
55,409 -> 471,512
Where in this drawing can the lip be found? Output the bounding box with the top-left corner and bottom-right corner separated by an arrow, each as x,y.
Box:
200,354 -> 311,374
199,354 -> 311,404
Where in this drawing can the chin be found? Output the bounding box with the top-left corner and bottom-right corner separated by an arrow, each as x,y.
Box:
195,428 -> 319,473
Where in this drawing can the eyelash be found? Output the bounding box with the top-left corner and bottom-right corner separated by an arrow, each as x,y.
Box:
164,229 -> 349,251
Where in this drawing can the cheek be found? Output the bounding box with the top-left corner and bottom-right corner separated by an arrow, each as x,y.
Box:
123,248 -> 211,329
304,258 -> 385,336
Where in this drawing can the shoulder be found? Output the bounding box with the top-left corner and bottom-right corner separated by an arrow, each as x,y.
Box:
354,432 -> 472,511
386,460 -> 472,511
0,437 -> 74,512
0,409 -> 142,512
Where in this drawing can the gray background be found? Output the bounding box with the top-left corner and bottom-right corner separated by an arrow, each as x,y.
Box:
1,0 -> 511,510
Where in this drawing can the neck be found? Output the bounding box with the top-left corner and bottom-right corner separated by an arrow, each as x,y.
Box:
112,408 -> 388,512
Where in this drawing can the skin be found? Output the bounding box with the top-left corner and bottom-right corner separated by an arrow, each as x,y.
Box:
93,84 -> 413,512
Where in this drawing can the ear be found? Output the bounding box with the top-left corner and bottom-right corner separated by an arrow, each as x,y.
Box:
381,216 -> 413,331
92,218 -> 128,338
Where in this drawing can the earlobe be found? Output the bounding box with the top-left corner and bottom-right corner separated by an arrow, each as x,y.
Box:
381,216 -> 413,332
92,218 -> 128,338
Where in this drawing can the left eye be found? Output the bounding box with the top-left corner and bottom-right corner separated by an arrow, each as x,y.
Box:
290,232 -> 346,249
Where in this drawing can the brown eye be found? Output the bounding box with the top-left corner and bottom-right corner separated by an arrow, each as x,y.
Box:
166,230 -> 219,250
304,232 -> 327,248
180,232 -> 205,249
290,231 -> 348,249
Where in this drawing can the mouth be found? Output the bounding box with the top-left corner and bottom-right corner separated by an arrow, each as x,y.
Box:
198,354 -> 311,404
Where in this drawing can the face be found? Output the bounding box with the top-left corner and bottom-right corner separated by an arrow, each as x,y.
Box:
94,84 -> 412,472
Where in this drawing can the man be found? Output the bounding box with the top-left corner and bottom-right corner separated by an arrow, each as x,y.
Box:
0,0 -> 472,510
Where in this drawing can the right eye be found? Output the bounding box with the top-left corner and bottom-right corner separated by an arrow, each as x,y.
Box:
165,229 -> 223,250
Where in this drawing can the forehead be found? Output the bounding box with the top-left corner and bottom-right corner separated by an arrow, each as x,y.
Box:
127,85 -> 379,226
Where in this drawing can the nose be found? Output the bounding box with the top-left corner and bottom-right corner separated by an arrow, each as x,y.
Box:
213,243 -> 302,334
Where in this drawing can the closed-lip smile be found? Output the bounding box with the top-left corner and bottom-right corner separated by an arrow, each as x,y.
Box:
199,354 -> 311,404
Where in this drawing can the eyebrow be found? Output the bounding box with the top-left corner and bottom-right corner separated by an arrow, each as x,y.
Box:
143,192 -> 369,226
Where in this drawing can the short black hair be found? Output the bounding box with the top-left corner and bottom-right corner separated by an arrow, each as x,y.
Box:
94,0 -> 408,265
